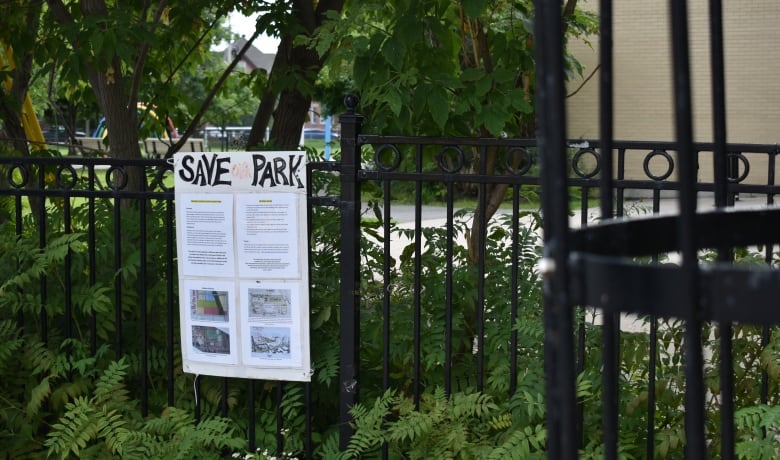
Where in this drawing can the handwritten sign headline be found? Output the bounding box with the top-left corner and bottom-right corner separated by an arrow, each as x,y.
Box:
175,152 -> 306,192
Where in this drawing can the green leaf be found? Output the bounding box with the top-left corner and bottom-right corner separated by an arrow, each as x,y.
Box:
353,56 -> 371,88
383,38 -> 407,71
427,87 -> 449,131
385,87 -> 403,116
480,104 -> 508,136
461,0 -> 488,18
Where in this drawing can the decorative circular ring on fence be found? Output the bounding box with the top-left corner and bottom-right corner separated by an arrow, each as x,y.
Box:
727,152 -> 749,183
105,166 -> 128,190
643,149 -> 674,181
153,166 -> 174,192
436,145 -> 465,173
56,165 -> 79,190
8,163 -> 28,188
503,147 -> 533,175
572,148 -> 601,178
374,144 -> 402,171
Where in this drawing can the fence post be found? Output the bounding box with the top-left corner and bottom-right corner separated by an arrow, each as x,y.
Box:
534,0 -> 578,458
338,95 -> 364,450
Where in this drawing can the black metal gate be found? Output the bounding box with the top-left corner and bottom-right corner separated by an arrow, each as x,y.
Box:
533,0 -> 780,458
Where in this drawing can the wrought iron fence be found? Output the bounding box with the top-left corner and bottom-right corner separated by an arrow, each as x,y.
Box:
2,122 -> 779,456
3,1 -> 778,454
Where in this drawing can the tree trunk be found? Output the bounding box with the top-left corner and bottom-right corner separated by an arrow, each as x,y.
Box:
86,62 -> 145,194
246,89 -> 276,149
270,90 -> 313,149
246,0 -> 346,150
48,0 -> 145,195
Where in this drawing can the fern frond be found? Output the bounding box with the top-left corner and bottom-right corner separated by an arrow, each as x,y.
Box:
96,408 -> 131,457
386,408 -> 436,444
92,359 -> 130,407
489,412 -> 513,431
315,338 -> 340,386
144,406 -> 195,438
24,339 -> 56,376
343,390 -> 398,457
0,319 -> 23,371
488,424 -> 547,460
451,391 -> 496,420
26,375 -> 52,418
45,396 -> 98,459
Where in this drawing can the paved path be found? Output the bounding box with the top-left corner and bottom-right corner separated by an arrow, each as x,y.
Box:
370,194 -> 776,333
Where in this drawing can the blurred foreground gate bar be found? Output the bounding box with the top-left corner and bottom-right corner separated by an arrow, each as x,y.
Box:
534,0 -> 780,459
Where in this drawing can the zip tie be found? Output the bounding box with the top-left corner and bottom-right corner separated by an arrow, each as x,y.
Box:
193,374 -> 200,407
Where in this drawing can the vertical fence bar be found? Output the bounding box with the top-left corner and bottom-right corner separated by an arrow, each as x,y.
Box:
599,0 -> 615,219
88,166 -> 98,355
338,96 -> 364,449
139,177 -> 149,416
647,189 -> 663,459
509,184 -> 520,397
413,144 -> 423,406
444,180 -> 455,396
383,177 -> 392,396
599,1 -> 619,458
113,181 -> 123,357
709,0 -> 734,457
475,146 -> 488,392
761,149 -> 777,405
534,0 -> 578,457
576,183 -> 589,450
248,379 -> 256,452
221,378 -> 229,417
305,382 -> 313,459
276,382 -> 284,456
616,148 -> 626,217
63,179 -> 73,351
669,1 -> 707,457
38,166 -> 48,345
15,178 -> 23,330
304,161 -> 320,460
166,195 -> 176,406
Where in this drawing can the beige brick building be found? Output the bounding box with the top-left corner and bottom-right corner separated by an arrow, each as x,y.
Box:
565,0 -> 780,185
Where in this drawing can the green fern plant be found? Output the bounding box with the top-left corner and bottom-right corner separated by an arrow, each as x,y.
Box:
733,405 -> 780,459
45,358 -> 245,459
322,387 -> 546,460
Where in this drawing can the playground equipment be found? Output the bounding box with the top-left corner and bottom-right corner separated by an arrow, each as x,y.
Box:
2,44 -> 46,151
92,103 -> 177,140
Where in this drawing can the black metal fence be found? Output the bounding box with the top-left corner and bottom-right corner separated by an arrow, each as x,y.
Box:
3,0 -> 779,457
2,134 -> 779,457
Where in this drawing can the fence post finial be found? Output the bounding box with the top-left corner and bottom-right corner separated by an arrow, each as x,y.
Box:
344,94 -> 359,114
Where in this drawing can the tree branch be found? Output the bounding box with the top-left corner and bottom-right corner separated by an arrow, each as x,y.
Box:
127,0 -> 169,110
165,28 -> 262,159
566,64 -> 599,98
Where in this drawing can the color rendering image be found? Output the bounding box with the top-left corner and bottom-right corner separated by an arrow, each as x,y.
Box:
190,289 -> 229,322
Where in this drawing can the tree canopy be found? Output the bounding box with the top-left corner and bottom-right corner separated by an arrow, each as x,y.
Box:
0,0 -> 596,184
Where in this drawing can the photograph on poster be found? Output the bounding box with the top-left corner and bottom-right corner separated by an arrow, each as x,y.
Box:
190,289 -> 229,322
192,325 -> 231,355
250,326 -> 291,359
248,288 -> 291,321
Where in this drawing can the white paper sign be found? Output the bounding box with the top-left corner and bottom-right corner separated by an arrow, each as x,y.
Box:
236,193 -> 299,278
174,152 -> 311,381
180,194 -> 235,277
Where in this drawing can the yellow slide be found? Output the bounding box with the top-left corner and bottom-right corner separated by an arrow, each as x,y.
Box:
2,44 -> 46,152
